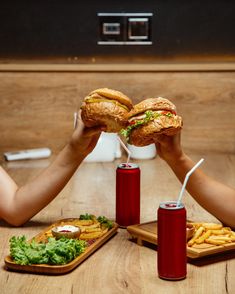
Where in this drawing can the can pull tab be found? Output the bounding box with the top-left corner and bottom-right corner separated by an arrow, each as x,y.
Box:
121,163 -> 132,168
165,203 -> 177,208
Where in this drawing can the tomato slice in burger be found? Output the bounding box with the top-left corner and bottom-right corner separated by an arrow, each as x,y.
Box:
162,110 -> 176,115
129,120 -> 136,125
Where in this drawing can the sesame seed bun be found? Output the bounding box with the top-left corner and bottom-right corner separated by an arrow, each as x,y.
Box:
126,97 -> 183,146
128,97 -> 177,118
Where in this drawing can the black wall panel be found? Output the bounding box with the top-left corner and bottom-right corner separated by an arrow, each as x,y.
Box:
0,0 -> 234,60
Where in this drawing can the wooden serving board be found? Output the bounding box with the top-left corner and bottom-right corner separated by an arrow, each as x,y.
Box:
127,221 -> 235,259
5,218 -> 118,274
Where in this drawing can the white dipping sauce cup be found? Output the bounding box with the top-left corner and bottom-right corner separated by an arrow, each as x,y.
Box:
127,143 -> 156,160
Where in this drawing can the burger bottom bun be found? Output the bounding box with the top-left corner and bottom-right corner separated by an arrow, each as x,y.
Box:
129,115 -> 182,146
81,101 -> 129,133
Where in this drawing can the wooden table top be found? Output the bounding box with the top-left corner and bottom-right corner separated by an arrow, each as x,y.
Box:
1,152 -> 235,294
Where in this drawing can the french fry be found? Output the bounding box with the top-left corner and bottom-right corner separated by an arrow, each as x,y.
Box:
84,223 -> 100,230
202,223 -> 223,230
102,228 -> 108,235
45,231 -> 53,238
195,230 -> 212,244
188,226 -> 205,246
211,229 -> 230,235
207,235 -> 232,242
230,235 -> 235,242
187,222 -> 235,247
85,227 -> 102,233
79,223 -> 101,233
205,239 -> 226,245
80,231 -> 103,240
223,227 -> 232,232
45,215 -> 113,244
73,219 -> 94,226
189,223 -> 203,229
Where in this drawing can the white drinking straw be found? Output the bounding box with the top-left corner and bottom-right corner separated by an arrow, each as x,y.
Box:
176,158 -> 204,207
117,136 -> 131,164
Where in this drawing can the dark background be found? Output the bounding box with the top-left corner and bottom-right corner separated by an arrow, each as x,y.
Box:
0,0 -> 234,61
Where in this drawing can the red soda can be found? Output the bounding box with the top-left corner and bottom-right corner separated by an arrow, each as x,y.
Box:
157,201 -> 187,280
116,163 -> 140,227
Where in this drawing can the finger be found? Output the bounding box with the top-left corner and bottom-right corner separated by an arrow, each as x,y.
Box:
155,142 -> 160,150
153,134 -> 169,145
87,135 -> 101,150
73,109 -> 85,130
83,125 -> 106,137
77,109 -> 82,119
73,112 -> 78,129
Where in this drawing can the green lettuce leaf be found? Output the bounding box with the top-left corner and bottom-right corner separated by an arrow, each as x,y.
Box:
97,216 -> 113,229
10,235 -> 87,265
120,110 -> 170,141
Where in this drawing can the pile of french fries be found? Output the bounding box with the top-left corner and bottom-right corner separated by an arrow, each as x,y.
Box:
73,219 -> 109,240
46,219 -> 109,240
187,222 -> 235,247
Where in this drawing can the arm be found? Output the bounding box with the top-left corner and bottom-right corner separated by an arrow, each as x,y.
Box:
0,113 -> 104,226
155,133 -> 235,228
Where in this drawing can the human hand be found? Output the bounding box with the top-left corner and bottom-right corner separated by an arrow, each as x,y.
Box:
70,110 -> 106,157
154,132 -> 184,164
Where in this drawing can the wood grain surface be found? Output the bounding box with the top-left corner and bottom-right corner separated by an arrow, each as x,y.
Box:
0,71 -> 235,154
1,152 -> 235,293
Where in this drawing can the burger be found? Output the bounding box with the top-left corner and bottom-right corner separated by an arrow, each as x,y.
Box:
81,88 -> 133,132
120,97 -> 183,146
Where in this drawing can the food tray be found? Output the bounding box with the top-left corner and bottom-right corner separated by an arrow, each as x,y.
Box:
5,218 -> 118,274
127,221 -> 235,259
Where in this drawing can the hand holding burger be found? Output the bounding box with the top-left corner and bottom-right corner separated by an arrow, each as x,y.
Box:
120,97 -> 183,146
81,88 -> 133,133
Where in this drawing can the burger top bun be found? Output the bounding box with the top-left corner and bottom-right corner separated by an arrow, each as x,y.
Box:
89,88 -> 133,110
125,97 -> 182,147
128,97 -> 177,118
81,88 -> 133,133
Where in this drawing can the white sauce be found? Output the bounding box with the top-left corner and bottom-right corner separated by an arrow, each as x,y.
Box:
56,225 -> 78,232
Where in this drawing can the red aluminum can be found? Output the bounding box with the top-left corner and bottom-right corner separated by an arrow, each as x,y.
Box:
157,201 -> 187,280
116,163 -> 140,228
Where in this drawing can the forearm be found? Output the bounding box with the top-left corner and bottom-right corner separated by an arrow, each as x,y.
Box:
4,143 -> 85,226
166,153 -> 235,228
